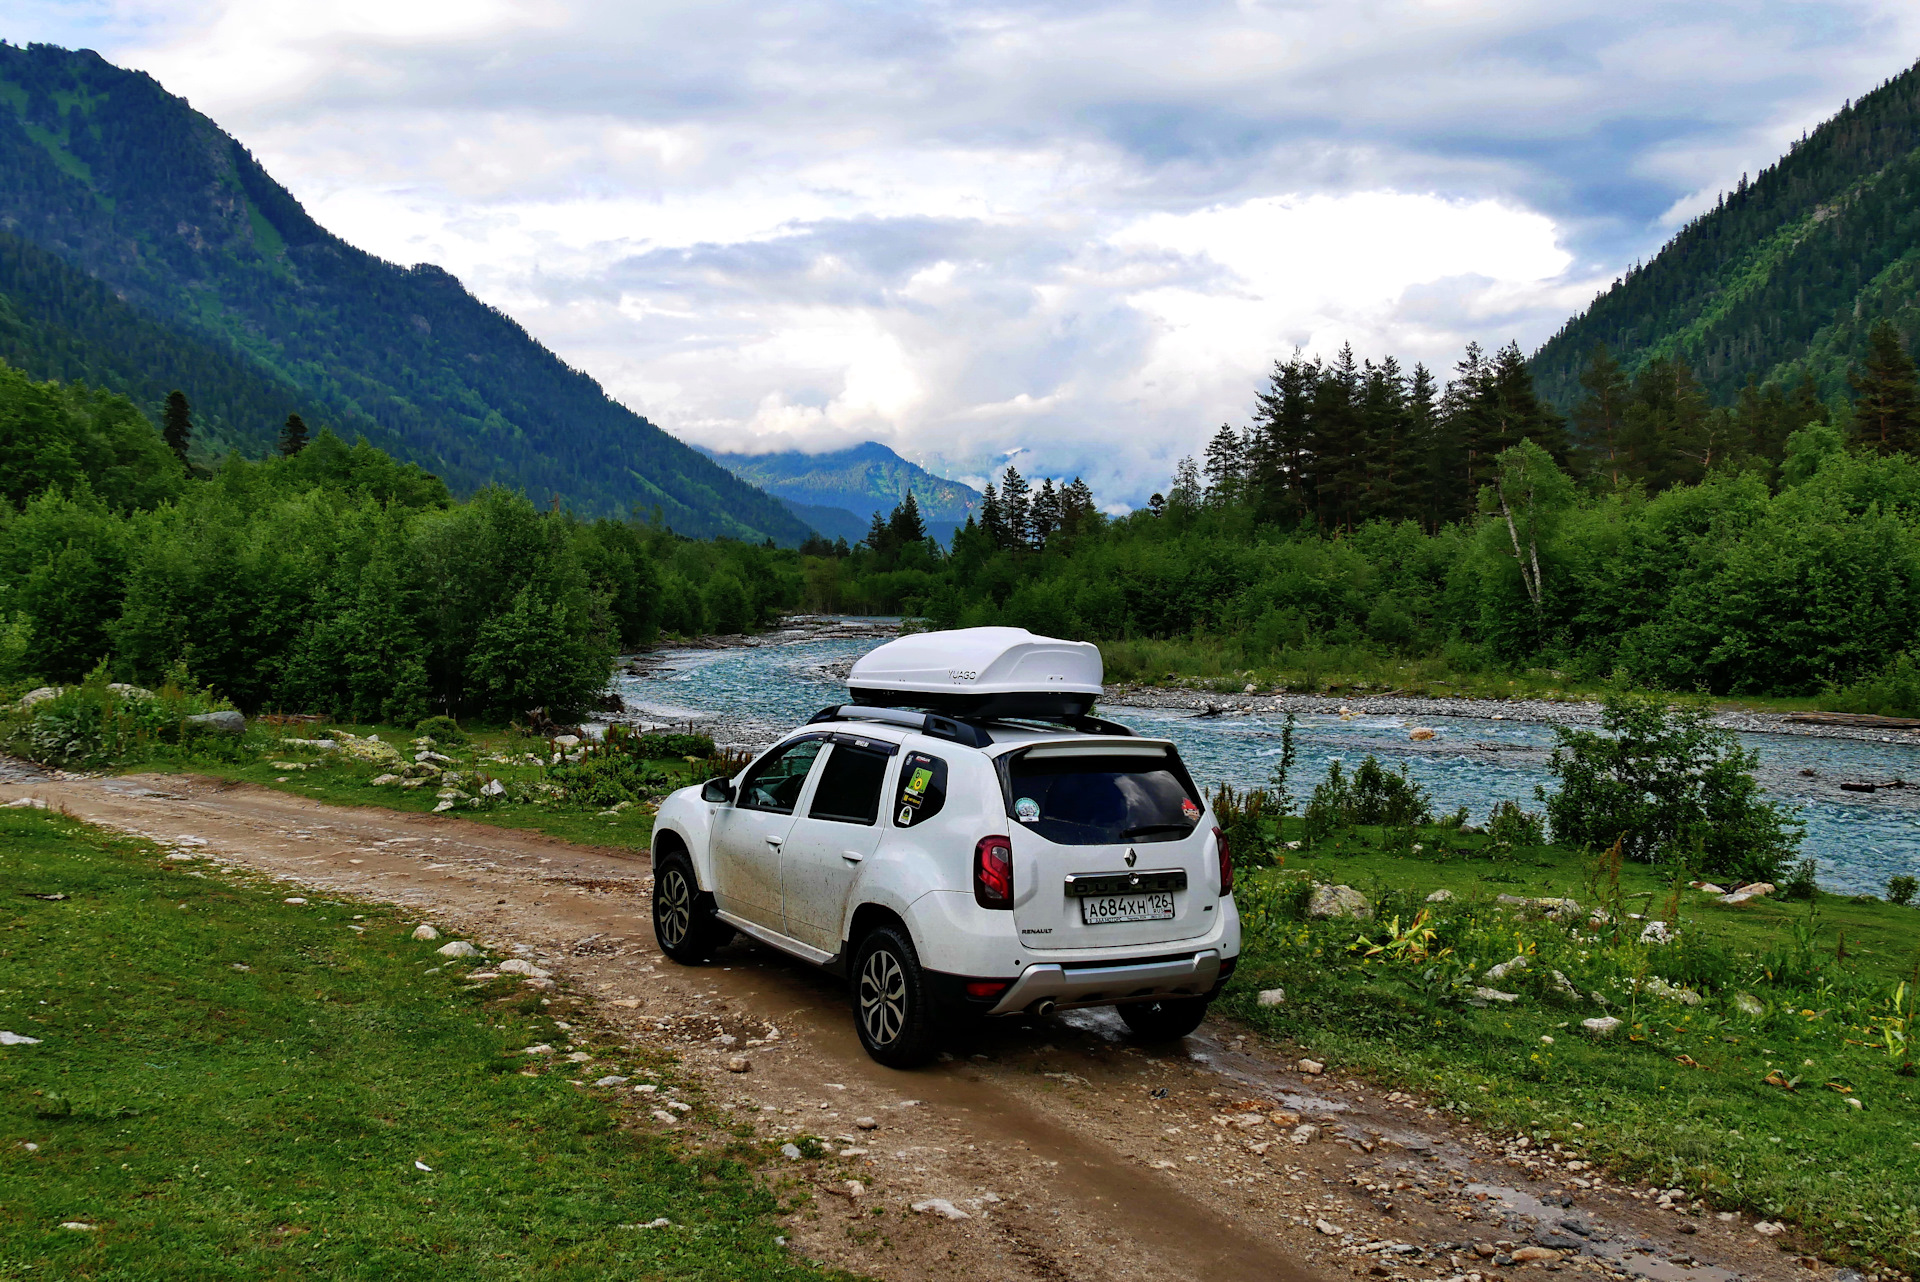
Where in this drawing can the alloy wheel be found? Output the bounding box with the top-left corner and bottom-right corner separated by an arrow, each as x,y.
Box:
657,868 -> 691,949
858,947 -> 906,1046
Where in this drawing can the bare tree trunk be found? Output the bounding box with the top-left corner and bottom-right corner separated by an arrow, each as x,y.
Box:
1496,481 -> 1542,610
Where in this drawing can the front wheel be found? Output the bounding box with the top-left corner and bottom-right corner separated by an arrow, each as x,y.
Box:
851,924 -> 939,1068
1117,996 -> 1211,1042
653,850 -> 732,963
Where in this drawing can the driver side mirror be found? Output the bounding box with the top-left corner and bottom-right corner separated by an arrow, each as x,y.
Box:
701,776 -> 736,804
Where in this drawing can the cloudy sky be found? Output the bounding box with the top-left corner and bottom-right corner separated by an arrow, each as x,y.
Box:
14,1 -> 1920,503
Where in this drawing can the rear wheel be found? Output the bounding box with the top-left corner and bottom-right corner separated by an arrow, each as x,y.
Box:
851,924 -> 939,1068
652,850 -> 732,963
1117,996 -> 1210,1042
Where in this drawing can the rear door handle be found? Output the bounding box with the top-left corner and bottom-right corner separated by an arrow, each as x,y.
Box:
841,850 -> 864,863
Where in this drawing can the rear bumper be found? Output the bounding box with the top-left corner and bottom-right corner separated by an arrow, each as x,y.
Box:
983,949 -> 1224,1015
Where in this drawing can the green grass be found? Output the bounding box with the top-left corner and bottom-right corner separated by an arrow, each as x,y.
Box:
1222,822 -> 1920,1272
99,719 -> 706,854
0,807 -> 847,1280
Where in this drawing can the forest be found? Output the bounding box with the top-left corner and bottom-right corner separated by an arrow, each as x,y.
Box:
0,360 -> 801,719
813,331 -> 1920,712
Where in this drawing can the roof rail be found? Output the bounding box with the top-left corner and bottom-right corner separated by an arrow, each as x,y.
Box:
808,704 -> 994,749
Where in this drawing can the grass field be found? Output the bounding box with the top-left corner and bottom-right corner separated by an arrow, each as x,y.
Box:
1221,822 -> 1920,1275
0,806 -> 849,1281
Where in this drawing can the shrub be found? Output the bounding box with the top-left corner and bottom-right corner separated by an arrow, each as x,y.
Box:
1888,874 -> 1918,907
546,754 -> 674,807
1485,799 -> 1546,848
1827,650 -> 1920,718
1305,755 -> 1433,839
601,724 -> 714,760
414,714 -> 467,745
3,663 -> 226,767
1781,858 -> 1820,901
1539,692 -> 1802,882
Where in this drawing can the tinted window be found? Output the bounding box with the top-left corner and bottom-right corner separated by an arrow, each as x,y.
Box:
808,744 -> 890,826
1005,750 -> 1201,845
739,738 -> 825,814
892,752 -> 948,828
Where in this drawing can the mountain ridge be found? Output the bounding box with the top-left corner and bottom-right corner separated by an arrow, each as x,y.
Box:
0,41 -> 808,542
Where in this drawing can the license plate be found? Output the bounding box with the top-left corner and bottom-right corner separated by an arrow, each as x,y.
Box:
1080,891 -> 1175,925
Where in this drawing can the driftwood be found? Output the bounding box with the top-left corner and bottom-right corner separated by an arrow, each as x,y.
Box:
1784,712 -> 1920,730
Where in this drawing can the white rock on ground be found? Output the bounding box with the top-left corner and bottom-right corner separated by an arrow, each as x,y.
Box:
411,925 -> 441,941
283,897 -> 307,906
1306,883 -> 1372,920
1469,987 -> 1520,1005
727,1056 -> 751,1072
1315,1219 -> 1344,1236
435,941 -> 480,958
1256,988 -> 1286,1007
594,1076 -> 629,1087
854,1117 -> 877,1130
1289,1124 -> 1320,1144
1754,1221 -> 1787,1237
1642,976 -> 1702,1006
0,1032 -> 44,1046
780,1143 -> 803,1160
497,959 -> 551,979
1425,888 -> 1454,902
59,1222 -> 97,1231
1483,956 -> 1529,983
1296,1059 -> 1325,1075
1639,920 -> 1675,945
521,1043 -> 554,1055
1731,992 -> 1766,1017
912,1198 -> 971,1220
3,798 -> 47,809
1582,1017 -> 1624,1036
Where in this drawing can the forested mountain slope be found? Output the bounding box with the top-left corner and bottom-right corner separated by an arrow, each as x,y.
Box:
1532,58 -> 1920,407
0,42 -> 807,542
704,440 -> 980,542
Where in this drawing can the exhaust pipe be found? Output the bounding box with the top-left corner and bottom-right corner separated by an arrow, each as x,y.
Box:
1030,998 -> 1057,1017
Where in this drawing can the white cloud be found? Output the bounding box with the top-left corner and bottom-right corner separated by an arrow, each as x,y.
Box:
13,0 -> 1920,503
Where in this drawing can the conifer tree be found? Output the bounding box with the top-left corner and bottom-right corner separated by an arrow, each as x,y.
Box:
1250,352 -> 1316,525
1168,456 -> 1203,511
1030,478 -> 1059,544
279,411 -> 309,456
864,508 -> 890,554
980,482 -> 1005,549
887,490 -> 927,545
1000,467 -> 1031,549
1573,345 -> 1630,485
161,390 -> 192,464
1203,423 -> 1246,503
1850,319 -> 1919,455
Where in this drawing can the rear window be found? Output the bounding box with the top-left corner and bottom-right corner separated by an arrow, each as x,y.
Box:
1002,745 -> 1203,846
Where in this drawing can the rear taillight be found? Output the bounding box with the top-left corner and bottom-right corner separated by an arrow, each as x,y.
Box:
974,835 -> 1013,909
964,980 -> 1011,1000
1214,825 -> 1233,895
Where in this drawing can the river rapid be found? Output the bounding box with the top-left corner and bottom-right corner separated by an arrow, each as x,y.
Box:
612,627 -> 1920,897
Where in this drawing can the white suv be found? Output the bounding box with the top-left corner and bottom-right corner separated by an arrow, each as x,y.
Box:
649,628 -> 1241,1067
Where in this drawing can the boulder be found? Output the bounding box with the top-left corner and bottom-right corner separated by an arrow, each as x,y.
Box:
1256,988 -> 1287,1007
480,779 -> 506,797
1641,976 -> 1701,1006
1497,894 -> 1581,920
1730,992 -> 1765,1017
1582,1016 -> 1623,1036
106,683 -> 153,699
1734,882 -> 1776,898
435,940 -> 480,959
497,959 -> 551,979
1426,888 -> 1455,902
1307,883 -> 1373,920
1289,1123 -> 1320,1143
911,1198 -> 970,1220
185,710 -> 246,736
369,773 -> 402,786
411,925 -> 441,941
1409,728 -> 1437,741
1297,1058 -> 1325,1075
1511,1247 -> 1562,1264
1638,920 -> 1675,945
1484,955 -> 1530,983
14,686 -> 61,709
1469,986 -> 1521,1005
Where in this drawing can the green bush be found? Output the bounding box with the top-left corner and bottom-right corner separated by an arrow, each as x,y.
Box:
1485,798 -> 1546,847
1781,858 -> 1820,901
1539,692 -> 1802,882
3,664 -> 226,768
1304,755 -> 1432,840
1828,650 -> 1920,717
1887,874 -> 1917,906
546,753 -> 674,808
601,724 -> 714,759
414,714 -> 467,744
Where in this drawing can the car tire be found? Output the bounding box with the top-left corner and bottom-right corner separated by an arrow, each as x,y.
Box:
851,924 -> 939,1068
652,850 -> 731,963
1117,996 -> 1210,1042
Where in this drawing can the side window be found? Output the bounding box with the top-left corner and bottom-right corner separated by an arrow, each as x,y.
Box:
738,738 -> 825,814
892,751 -> 948,828
807,744 -> 891,826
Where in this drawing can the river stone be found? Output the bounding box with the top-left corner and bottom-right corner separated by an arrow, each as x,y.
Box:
1307,883 -> 1372,920
1484,955 -> 1530,983
1426,888 -> 1455,902
1409,728 -> 1437,741
912,1198 -> 970,1220
1731,992 -> 1765,1017
498,959 -> 551,979
1734,882 -> 1777,897
14,686 -> 61,709
1638,920 -> 1675,945
1256,988 -> 1286,1007
185,710 -> 246,735
435,940 -> 480,958
1469,987 -> 1520,1005
1582,1016 -> 1623,1036
411,925 -> 441,941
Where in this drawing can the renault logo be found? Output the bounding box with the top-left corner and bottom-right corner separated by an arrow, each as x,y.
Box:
1124,849 -> 1137,867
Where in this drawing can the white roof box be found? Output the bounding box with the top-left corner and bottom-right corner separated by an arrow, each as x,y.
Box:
848,627 -> 1104,718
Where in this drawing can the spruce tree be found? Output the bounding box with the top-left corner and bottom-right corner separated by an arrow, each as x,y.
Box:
1203,424 -> 1246,503
1249,353 -> 1317,526
980,482 -> 1005,550
887,490 -> 927,545
1850,319 -> 1919,455
864,509 -> 891,554
1573,345 -> 1630,485
161,390 -> 192,464
279,411 -> 310,456
1031,478 -> 1059,544
1000,467 -> 1032,549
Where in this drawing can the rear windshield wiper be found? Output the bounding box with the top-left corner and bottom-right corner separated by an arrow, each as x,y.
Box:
1121,823 -> 1195,838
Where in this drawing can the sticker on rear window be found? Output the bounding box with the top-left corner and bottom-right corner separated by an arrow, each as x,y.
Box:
1014,796 -> 1041,824
1181,797 -> 1201,821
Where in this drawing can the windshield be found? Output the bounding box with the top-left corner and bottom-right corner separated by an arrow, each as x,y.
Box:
1003,746 -> 1202,845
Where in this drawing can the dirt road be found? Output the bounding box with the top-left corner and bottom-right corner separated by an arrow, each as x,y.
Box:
1,765 -> 1848,1282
